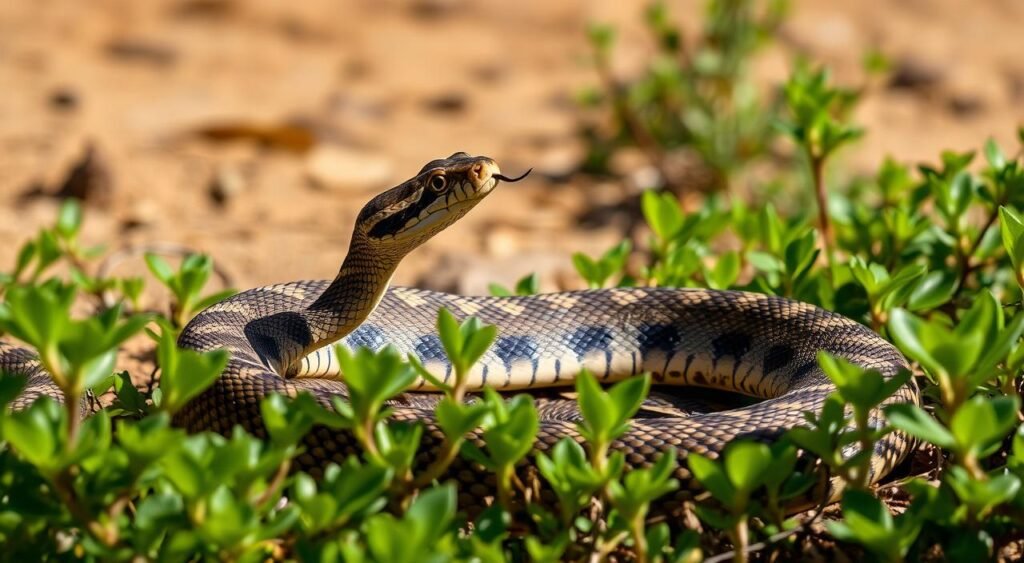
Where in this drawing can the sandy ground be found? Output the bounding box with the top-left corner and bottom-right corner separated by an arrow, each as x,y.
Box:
1,0 -> 1022,299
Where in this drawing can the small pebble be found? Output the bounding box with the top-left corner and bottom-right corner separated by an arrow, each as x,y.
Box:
55,143 -> 114,206
888,57 -> 944,92
422,92 -> 467,114
208,166 -> 246,207
105,38 -> 178,67
305,145 -> 393,192
48,87 -> 79,111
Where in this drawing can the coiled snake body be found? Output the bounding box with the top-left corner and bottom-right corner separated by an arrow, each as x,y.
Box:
5,153 -> 918,508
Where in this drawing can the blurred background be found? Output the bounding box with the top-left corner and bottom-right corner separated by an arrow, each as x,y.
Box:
1,0 -> 1022,297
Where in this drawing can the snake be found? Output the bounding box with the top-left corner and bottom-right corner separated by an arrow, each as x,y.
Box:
4,152 -> 918,509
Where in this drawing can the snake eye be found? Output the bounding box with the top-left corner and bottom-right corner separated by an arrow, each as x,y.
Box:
429,174 -> 447,192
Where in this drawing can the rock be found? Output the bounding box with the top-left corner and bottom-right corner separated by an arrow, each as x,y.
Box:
627,165 -> 662,193
122,198 -> 160,231
536,144 -> 581,183
888,57 -> 944,93
409,0 -> 462,19
104,38 -> 178,67
49,87 -> 79,111
947,93 -> 985,117
55,143 -> 114,206
208,166 -> 245,207
609,147 -> 649,177
169,0 -> 236,20
305,145 -> 393,192
422,92 -> 467,114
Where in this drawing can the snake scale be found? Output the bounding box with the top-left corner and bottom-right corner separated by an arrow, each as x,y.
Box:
4,153 -> 918,509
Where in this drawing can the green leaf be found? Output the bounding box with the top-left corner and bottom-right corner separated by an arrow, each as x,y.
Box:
144,253 -> 175,284
642,190 -> 684,240
2,396 -> 65,473
688,452 -> 735,505
705,251 -> 740,289
435,397 -> 490,439
135,492 -> 186,548
906,271 -> 957,311
261,393 -> 317,448
885,404 -> 956,449
198,486 -> 255,546
818,352 -> 910,413
433,309 -> 496,379
56,199 -> 82,238
723,441 -> 771,493
826,489 -> 915,561
14,241 -> 37,279
478,390 -> 538,467
946,465 -> 1020,520
608,447 -> 679,517
375,421 -> 423,472
950,395 -> 1020,457
575,369 -> 613,440
1000,206 -> 1024,269
514,273 -> 540,296
117,413 -> 183,467
0,372 -> 27,410
461,325 -> 498,372
586,23 -> 616,51
973,312 -> 1024,380
156,320 -> 230,415
487,283 -> 512,297
606,374 -> 650,433
984,137 -> 1006,170
335,346 -> 416,423
887,308 -> 948,378
363,484 -> 456,562
405,483 -> 456,540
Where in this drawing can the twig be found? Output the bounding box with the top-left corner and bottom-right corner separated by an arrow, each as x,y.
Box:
704,500 -> 830,563
253,459 -> 292,508
53,469 -> 118,548
809,153 -> 835,270
589,530 -> 629,563
65,395 -> 82,447
953,203 -> 1002,301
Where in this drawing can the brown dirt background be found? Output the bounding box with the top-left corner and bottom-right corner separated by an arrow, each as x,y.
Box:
2,0 -> 1023,300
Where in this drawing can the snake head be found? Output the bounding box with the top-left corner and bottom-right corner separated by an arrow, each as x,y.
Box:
355,152 -> 526,250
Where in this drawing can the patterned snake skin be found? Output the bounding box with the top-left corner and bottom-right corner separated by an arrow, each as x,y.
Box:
3,153 -> 919,510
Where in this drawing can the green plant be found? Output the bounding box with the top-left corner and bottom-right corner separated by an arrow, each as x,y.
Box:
5,3 -> 1024,559
145,253 -> 236,330
488,273 -> 540,296
581,0 -> 788,193
826,489 -> 923,562
688,440 -> 812,563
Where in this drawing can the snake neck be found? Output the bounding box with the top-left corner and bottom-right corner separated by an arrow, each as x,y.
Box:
290,239 -> 400,372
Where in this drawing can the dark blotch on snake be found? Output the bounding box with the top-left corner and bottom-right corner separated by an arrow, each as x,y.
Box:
413,334 -> 447,362
711,331 -> 752,361
567,326 -> 613,359
344,324 -> 386,351
413,334 -> 452,383
763,344 -> 795,374
791,361 -> 818,381
493,336 -> 539,368
637,323 -> 683,354
566,325 -> 614,377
